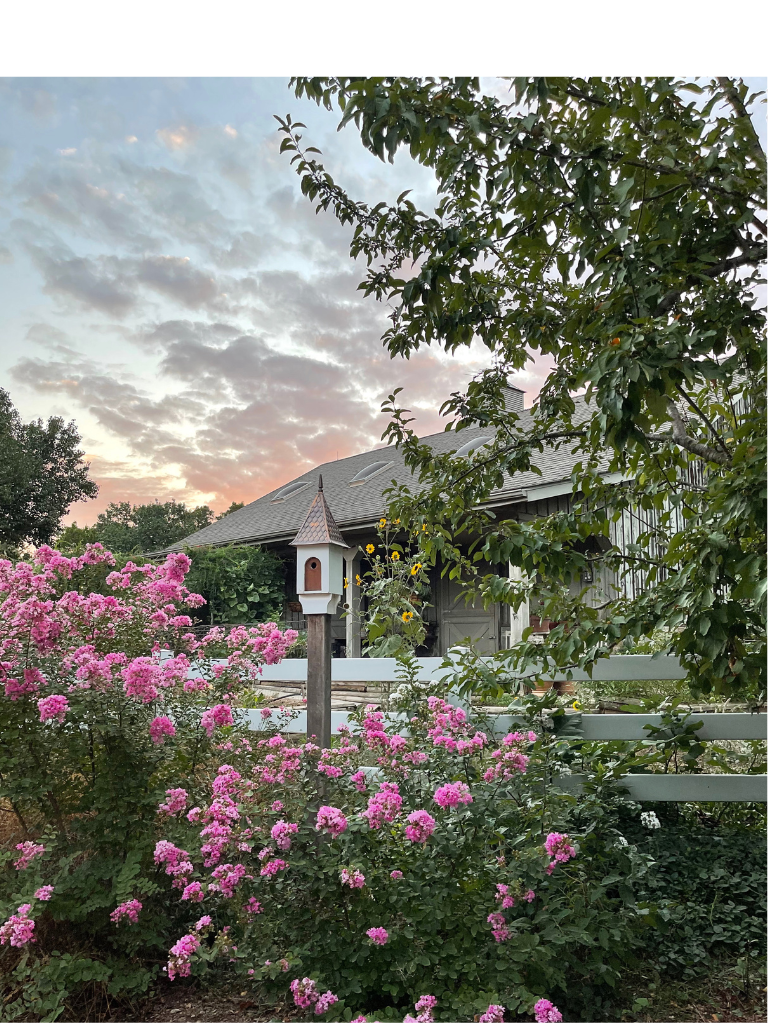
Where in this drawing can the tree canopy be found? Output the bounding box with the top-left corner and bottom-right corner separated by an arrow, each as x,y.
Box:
279,77 -> 766,697
0,388 -> 98,552
89,500 -> 215,555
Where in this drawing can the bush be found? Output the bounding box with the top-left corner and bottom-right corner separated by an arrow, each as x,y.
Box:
183,544 -> 286,626
0,545 -> 297,1020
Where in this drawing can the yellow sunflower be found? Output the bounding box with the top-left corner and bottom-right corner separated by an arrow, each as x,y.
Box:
344,578 -> 349,588
391,551 -> 400,561
379,518 -> 387,528
402,610 -> 414,622
366,544 -> 375,554
355,574 -> 362,585
411,562 -> 422,575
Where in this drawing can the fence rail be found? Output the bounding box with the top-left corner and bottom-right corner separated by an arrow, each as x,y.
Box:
250,655 -> 767,802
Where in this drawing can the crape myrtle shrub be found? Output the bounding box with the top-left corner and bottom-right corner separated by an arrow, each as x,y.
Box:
140,689 -> 662,1024
0,544 -> 297,1021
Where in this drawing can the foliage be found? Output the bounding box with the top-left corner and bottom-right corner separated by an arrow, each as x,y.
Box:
353,519 -> 431,658
90,501 -> 214,555
278,77 -> 766,700
183,545 -> 286,625
216,502 -> 245,520
0,387 -> 98,552
146,690 -> 656,1022
0,544 -> 297,1019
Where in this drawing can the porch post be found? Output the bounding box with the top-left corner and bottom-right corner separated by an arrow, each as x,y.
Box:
508,563 -> 530,644
344,550 -> 363,658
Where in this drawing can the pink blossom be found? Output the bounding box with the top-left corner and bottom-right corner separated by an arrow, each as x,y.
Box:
211,862 -> 250,897
244,897 -> 263,915
166,932 -> 200,980
350,770 -> 367,793
478,1005 -> 505,1023
110,899 -> 142,925
158,787 -> 187,816
194,915 -> 212,931
181,882 -> 204,902
260,858 -> 289,878
390,869 -> 403,880
404,809 -> 436,844
38,693 -> 69,723
404,994 -> 438,1023
260,707 -> 273,719
496,883 -> 515,909
533,999 -> 563,1023
525,889 -> 536,902
487,911 -> 511,943
34,886 -> 54,901
271,820 -> 299,851
314,991 -> 339,1015
362,781 -> 402,828
315,805 -> 348,837
0,904 -> 35,947
150,716 -> 176,745
366,926 -> 388,945
291,977 -> 319,1009
433,781 -> 472,808
121,658 -> 161,703
341,868 -> 366,889
544,832 -> 576,873
200,703 -> 234,737
270,800 -> 284,813
14,841 -> 45,870
351,1017 -> 368,1022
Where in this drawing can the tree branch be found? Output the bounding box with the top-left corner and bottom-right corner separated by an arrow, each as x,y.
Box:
716,77 -> 766,162
644,403 -> 732,467
653,249 -> 764,316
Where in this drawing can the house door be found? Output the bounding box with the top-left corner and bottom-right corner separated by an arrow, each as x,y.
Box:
438,564 -> 498,655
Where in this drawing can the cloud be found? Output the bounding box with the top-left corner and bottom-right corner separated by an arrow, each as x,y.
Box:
156,124 -> 199,151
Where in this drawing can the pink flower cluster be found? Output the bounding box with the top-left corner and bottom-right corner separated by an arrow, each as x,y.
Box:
405,809 -> 436,844
200,703 -> 234,737
317,732 -> 360,779
341,868 -> 366,889
110,899 -> 142,924
38,693 -> 68,723
211,862 -> 251,897
390,869 -> 403,880
244,897 -> 263,915
154,841 -> 194,888
404,994 -> 438,1023
434,781 -> 472,809
14,841 -> 45,870
533,998 -> 563,1023
150,716 -> 176,744
424,695 -> 488,755
271,819 -> 299,851
496,883 -> 515,909
34,885 -> 54,901
487,911 -> 511,943
315,805 -> 348,837
366,926 -> 388,945
362,781 -> 402,828
544,832 -> 576,874
290,978 -> 339,1015
166,932 -> 200,980
0,904 -> 35,947
260,857 -> 289,878
483,731 -> 535,782
158,788 -> 188,816
479,1005 -> 505,1023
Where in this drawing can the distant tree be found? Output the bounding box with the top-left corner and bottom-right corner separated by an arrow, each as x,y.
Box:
217,501 -> 246,520
55,522 -> 99,554
94,501 -> 214,554
0,387 -> 98,552
183,545 -> 286,625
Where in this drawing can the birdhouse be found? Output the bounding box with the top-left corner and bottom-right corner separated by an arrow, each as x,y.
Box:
290,476 -> 348,615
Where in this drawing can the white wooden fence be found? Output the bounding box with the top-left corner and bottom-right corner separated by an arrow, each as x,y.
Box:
248,655 -> 767,802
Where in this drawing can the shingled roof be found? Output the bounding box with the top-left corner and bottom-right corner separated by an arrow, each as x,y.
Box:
159,397 -> 596,554
290,476 -> 348,548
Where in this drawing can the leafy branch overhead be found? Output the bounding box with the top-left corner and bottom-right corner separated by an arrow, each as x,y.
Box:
279,77 -> 766,697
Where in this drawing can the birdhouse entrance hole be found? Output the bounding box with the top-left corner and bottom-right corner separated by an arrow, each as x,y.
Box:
304,557 -> 322,591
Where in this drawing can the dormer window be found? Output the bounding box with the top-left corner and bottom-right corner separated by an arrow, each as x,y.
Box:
348,461 -> 393,486
453,436 -> 492,459
271,481 -> 311,504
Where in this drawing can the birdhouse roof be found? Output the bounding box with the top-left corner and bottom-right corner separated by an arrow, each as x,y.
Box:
290,476 -> 347,548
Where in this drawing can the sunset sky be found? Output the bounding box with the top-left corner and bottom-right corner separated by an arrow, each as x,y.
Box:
0,77 -> 553,526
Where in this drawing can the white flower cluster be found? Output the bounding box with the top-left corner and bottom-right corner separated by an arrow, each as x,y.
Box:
640,810 -> 661,830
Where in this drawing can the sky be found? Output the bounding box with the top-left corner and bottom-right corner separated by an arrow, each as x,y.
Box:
1,78 -> 764,527
0,77 -> 548,526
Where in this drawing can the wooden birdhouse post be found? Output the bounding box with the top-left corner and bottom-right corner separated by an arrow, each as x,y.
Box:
290,476 -> 348,749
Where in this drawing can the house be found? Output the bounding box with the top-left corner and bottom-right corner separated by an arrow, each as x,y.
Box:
161,386 -> 645,657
